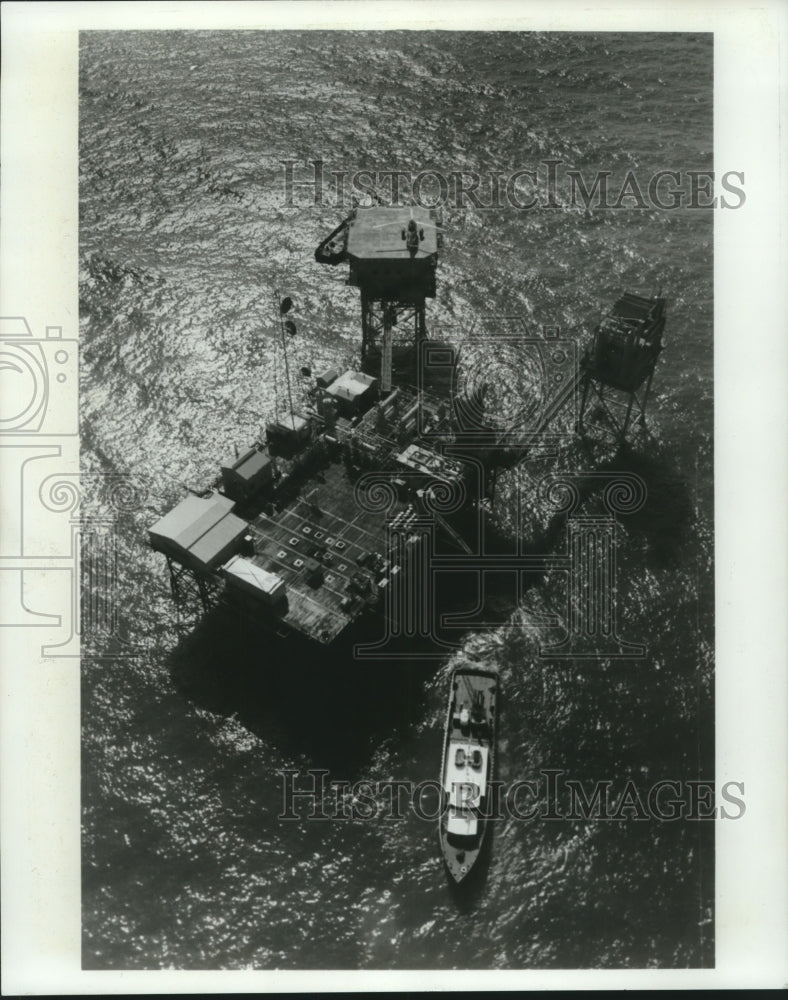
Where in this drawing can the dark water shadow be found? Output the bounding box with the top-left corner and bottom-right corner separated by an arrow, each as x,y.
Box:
168,609 -> 438,774
597,446 -> 698,567
511,436 -> 697,570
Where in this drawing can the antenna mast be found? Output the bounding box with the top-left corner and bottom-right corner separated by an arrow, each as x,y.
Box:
277,292 -> 296,421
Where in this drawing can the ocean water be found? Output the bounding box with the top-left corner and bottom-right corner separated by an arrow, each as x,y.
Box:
79,30 -> 714,969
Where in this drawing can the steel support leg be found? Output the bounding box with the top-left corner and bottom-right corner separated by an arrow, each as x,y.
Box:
639,369 -> 655,427
621,393 -> 635,443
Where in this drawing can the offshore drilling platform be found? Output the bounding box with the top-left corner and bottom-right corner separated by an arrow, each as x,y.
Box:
148,205 -> 666,652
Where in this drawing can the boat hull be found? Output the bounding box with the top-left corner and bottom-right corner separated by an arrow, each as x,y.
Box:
439,665 -> 499,884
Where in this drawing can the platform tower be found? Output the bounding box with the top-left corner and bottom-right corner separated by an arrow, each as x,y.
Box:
578,291 -> 666,442
316,205 -> 440,393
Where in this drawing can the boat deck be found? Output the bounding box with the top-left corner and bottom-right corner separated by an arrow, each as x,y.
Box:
449,669 -> 498,740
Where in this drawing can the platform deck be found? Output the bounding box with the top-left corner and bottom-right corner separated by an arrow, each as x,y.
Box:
248,459 -> 408,643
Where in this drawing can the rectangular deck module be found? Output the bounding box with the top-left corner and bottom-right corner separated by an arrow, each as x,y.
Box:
582,291 -> 665,392
149,493 -> 249,571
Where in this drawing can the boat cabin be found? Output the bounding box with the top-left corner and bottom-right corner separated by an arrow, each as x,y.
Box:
444,739 -> 490,838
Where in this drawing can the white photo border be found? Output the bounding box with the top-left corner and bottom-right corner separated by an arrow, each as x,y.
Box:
1,0 -> 786,992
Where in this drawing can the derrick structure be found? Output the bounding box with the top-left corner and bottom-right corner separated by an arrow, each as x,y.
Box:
316,205 -> 440,393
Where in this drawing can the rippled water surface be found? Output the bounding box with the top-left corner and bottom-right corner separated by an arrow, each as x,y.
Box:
80,30 -> 714,969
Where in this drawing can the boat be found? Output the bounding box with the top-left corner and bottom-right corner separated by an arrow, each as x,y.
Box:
439,664 -> 499,883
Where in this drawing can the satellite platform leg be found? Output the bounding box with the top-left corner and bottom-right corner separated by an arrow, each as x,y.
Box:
639,369 -> 655,427
621,393 -> 635,443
